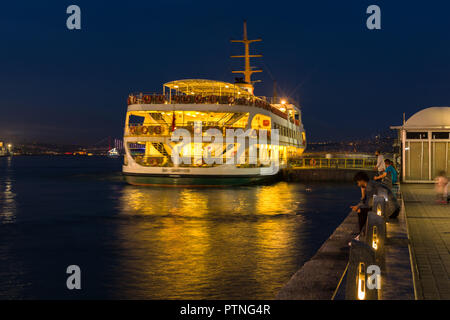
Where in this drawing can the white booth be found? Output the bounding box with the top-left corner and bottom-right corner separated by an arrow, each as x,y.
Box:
391,107 -> 450,183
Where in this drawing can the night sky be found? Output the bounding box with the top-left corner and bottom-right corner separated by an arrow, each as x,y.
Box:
1,1 -> 449,144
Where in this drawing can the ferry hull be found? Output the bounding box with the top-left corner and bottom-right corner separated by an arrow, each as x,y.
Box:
123,173 -> 275,187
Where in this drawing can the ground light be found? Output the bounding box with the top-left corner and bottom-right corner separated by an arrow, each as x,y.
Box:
376,204 -> 382,216
372,226 -> 378,250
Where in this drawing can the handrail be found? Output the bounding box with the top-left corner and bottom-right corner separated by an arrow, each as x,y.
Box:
290,158 -> 377,169
331,261 -> 350,300
124,123 -> 250,137
129,154 -> 269,168
126,93 -> 297,122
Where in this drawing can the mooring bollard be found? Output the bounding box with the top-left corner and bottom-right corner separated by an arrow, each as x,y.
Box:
364,211 -> 386,265
345,240 -> 379,300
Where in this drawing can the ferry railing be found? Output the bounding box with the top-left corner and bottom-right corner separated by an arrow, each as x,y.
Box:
125,124 -> 172,136
127,93 -> 294,121
124,124 -> 254,137
290,158 -> 377,170
129,154 -> 271,168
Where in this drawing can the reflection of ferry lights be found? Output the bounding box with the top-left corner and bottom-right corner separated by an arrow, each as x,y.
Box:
116,182 -> 304,298
122,22 -> 307,186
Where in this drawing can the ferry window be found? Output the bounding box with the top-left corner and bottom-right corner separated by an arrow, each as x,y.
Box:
432,132 -> 449,139
128,114 -> 145,125
406,132 -> 427,139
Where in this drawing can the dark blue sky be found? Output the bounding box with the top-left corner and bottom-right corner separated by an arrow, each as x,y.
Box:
1,1 -> 449,144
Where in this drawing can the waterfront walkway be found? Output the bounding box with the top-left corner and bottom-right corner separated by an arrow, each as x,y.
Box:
402,184 -> 450,299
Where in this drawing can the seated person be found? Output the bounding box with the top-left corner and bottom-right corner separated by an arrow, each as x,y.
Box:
351,171 -> 401,240
374,159 -> 398,189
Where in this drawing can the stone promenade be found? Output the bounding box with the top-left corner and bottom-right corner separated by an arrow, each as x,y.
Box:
402,184 -> 450,299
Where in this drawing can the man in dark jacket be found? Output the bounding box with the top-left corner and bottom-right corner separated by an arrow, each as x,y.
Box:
351,171 -> 401,236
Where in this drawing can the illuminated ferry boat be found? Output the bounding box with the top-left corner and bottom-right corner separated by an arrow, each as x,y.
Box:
122,23 -> 306,186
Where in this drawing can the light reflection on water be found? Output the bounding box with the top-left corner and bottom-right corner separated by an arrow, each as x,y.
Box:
115,183 -> 307,299
0,157 -> 358,299
0,157 -> 16,224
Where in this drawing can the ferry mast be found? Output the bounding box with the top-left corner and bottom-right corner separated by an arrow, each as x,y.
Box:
230,21 -> 262,94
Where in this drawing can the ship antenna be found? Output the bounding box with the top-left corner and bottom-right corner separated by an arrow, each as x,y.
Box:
273,80 -> 278,100
230,21 -> 262,93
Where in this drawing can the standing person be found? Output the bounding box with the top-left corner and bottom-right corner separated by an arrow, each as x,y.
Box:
374,150 -> 385,174
350,172 -> 401,240
435,171 -> 449,204
374,159 -> 398,190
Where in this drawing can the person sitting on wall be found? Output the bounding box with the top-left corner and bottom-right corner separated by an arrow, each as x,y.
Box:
350,171 -> 401,240
374,159 -> 398,189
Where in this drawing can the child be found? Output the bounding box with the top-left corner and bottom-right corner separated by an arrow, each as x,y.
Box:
435,171 -> 449,204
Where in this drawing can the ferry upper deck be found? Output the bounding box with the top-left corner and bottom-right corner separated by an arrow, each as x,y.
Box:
127,79 -> 301,123
125,79 -> 306,148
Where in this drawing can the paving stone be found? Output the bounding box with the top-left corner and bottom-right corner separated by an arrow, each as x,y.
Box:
402,184 -> 450,300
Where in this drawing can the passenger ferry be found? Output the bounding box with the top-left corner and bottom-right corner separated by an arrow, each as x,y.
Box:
122,22 -> 306,186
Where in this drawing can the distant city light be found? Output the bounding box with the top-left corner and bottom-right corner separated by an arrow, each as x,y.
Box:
281,99 -> 286,105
